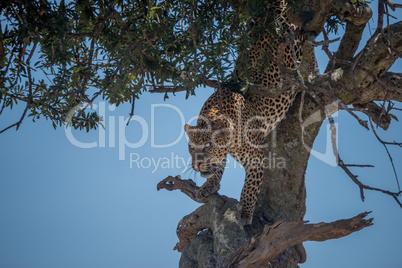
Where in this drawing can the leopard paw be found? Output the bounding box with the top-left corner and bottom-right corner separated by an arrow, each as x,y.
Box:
196,183 -> 220,200
239,208 -> 253,225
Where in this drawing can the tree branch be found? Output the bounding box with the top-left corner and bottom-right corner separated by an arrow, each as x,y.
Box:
328,1 -> 373,71
229,212 -> 373,268
157,175 -> 205,203
158,175 -> 247,265
353,101 -> 392,130
359,72 -> 402,103
354,21 -> 402,80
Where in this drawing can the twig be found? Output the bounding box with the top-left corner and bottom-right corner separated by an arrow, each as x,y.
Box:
306,82 -> 369,130
378,91 -> 390,128
339,155 -> 402,207
0,41 -> 38,132
126,91 -> 136,126
344,164 -> 374,168
312,38 -> 340,47
384,0 -> 402,11
352,102 -> 391,131
321,28 -> 336,73
0,123 -> 19,134
368,116 -> 401,192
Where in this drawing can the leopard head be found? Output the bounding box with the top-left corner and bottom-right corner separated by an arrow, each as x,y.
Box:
184,119 -> 233,178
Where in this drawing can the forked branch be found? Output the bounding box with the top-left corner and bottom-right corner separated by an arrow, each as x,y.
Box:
157,175 -> 204,203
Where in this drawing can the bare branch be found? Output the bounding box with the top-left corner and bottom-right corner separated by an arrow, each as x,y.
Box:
0,122 -> 20,134
329,0 -> 373,72
368,116 -> 402,191
353,102 -> 392,130
126,93 -> 136,126
339,155 -> 402,207
229,212 -> 373,268
384,0 -> 402,11
306,81 -> 369,129
279,19 -> 402,212
157,175 -> 203,203
303,73 -> 402,207
344,164 -> 374,168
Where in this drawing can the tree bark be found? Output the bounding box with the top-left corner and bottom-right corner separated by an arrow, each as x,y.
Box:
229,212 -> 373,268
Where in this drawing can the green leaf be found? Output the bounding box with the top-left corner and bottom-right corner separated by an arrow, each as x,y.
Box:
389,114 -> 399,122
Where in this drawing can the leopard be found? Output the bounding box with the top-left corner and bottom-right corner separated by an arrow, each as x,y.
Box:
184,0 -> 306,225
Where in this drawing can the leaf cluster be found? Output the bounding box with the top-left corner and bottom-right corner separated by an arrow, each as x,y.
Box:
0,0 -> 241,130
0,0 -> 345,132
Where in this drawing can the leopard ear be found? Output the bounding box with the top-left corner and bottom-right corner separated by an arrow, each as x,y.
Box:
184,124 -> 195,139
184,124 -> 192,134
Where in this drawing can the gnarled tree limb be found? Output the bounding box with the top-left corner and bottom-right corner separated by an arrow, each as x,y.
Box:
158,175 -> 247,265
329,1 -> 373,71
157,175 -> 203,203
229,212 -> 373,268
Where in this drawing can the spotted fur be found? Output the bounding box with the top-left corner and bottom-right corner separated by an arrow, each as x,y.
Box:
185,0 -> 304,224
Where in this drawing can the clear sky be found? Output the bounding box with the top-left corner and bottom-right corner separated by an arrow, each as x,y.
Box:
1,3 -> 401,268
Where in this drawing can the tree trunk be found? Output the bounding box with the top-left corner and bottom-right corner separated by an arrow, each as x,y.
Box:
253,92 -> 324,267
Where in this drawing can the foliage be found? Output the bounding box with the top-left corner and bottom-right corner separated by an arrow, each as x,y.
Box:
325,15 -> 345,34
0,0 -> 340,132
0,0 -> 221,130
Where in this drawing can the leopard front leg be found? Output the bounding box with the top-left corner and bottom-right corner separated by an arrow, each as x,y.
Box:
196,157 -> 227,200
239,165 -> 264,225
196,175 -> 221,200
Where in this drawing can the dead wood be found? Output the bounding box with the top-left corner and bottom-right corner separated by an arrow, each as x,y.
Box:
229,212 -> 373,268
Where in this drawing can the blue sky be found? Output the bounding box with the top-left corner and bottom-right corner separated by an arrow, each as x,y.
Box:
1,3 -> 402,268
